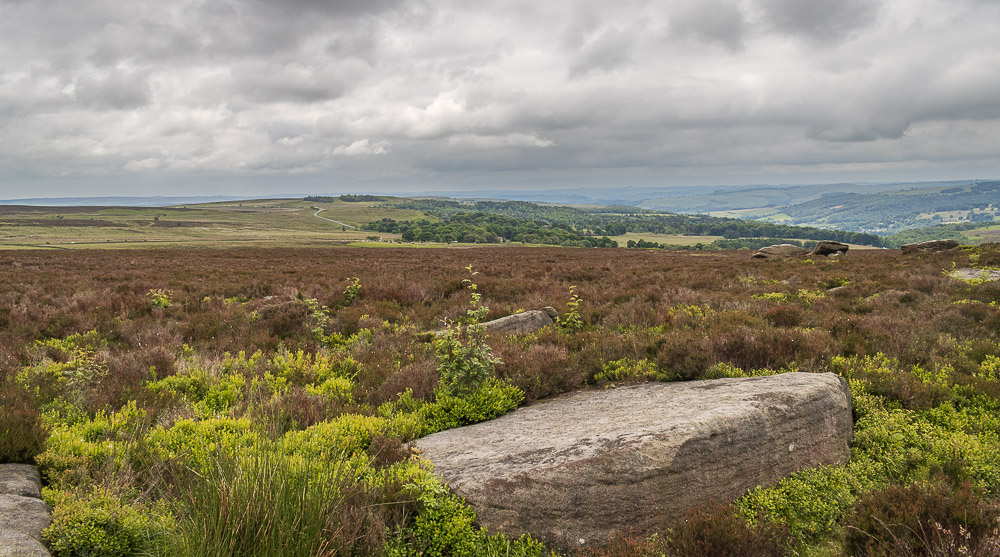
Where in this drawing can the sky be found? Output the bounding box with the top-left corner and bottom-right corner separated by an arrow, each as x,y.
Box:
1,0 -> 999,199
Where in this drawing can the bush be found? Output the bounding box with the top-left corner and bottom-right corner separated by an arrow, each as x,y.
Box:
43,488 -> 173,557
843,482 -> 1000,556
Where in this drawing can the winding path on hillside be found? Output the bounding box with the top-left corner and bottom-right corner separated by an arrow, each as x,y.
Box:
313,208 -> 358,229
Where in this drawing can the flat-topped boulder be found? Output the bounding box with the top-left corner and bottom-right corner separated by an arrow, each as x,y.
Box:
811,241 -> 849,257
433,307 -> 559,337
901,239 -> 959,254
415,373 -> 853,550
482,307 -> 558,335
752,244 -> 809,258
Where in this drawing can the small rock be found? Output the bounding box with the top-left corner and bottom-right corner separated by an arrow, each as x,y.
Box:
901,239 -> 959,254
0,464 -> 42,498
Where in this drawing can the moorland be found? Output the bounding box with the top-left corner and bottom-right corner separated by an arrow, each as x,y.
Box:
4,241 -> 1000,556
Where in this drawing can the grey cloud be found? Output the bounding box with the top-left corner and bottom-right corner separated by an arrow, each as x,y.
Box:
757,0 -> 881,42
1,0 -> 999,198
669,0 -> 747,51
568,26 -> 639,77
73,68 -> 151,110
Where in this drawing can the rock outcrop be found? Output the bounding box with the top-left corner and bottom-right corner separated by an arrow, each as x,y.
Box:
751,244 -> 809,258
415,373 -> 853,551
810,241 -> 849,257
0,464 -> 51,557
482,307 -> 558,335
901,239 -> 959,254
433,307 -> 559,337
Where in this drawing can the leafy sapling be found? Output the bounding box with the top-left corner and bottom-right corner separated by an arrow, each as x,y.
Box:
557,286 -> 583,333
433,267 -> 501,396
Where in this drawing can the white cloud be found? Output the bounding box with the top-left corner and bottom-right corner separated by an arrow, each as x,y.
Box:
333,139 -> 390,156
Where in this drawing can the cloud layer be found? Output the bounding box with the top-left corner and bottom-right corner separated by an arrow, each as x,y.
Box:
1,0 -> 998,196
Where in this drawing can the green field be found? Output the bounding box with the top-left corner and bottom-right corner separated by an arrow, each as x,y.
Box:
0,198 -> 434,249
610,232 -> 724,246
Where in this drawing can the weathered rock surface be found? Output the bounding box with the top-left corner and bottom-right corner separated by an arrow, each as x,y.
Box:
811,241 -> 849,257
0,494 -> 52,542
415,373 -> 853,550
901,239 -> 959,254
0,464 -> 42,498
752,244 -> 809,258
0,531 -> 50,557
482,307 -> 558,335
950,268 -> 1000,282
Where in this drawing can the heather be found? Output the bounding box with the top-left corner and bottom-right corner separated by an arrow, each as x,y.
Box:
3,245 -> 1000,555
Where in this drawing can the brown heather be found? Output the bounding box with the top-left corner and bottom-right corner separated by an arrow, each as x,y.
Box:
4,245 -> 1000,554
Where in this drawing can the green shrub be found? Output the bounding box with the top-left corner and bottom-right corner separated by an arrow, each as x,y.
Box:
343,276 -> 362,306
36,401 -> 147,489
43,487 -> 173,557
147,289 -> 172,309
387,472 -> 544,557
595,358 -> 660,382
419,377 -> 524,434
434,273 -> 500,396
557,286 -> 584,333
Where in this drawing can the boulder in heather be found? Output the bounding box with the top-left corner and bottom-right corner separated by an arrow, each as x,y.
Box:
752,244 -> 809,258
901,239 -> 959,254
415,373 -> 853,551
811,241 -> 849,257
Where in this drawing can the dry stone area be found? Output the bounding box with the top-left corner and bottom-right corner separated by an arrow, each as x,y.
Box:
0,465 -> 51,557
415,373 -> 853,551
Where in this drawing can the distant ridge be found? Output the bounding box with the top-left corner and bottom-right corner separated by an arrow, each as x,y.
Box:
0,195 -> 302,207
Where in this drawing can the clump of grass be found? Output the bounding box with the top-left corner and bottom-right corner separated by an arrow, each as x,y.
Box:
163,444 -> 360,557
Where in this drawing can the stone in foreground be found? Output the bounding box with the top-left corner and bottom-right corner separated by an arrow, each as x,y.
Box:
0,531 -> 50,557
0,494 -> 52,541
0,464 -> 42,498
415,373 -> 853,550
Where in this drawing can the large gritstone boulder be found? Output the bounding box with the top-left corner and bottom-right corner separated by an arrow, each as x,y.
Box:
415,373 -> 853,551
811,241 -> 849,257
482,307 -> 558,335
901,239 -> 959,254
751,244 -> 809,258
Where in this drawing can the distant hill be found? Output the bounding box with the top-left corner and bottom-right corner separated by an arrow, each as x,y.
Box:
0,195 -> 282,207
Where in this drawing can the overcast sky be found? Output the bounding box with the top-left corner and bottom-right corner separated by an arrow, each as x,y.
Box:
1,0 -> 999,199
